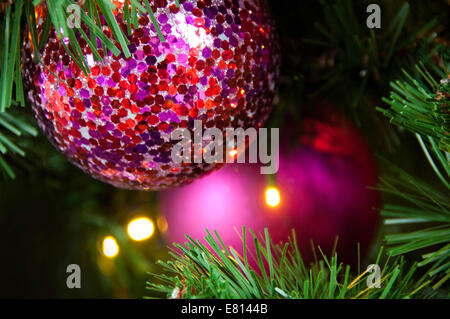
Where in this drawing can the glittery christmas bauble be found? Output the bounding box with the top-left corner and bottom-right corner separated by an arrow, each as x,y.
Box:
161,117 -> 379,265
22,0 -> 280,190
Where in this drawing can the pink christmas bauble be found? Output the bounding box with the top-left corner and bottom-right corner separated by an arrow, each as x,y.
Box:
161,118 -> 380,265
161,164 -> 268,253
22,0 -> 280,190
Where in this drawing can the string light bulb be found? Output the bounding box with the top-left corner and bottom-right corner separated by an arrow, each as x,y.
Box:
229,148 -> 238,157
102,236 -> 119,258
265,187 -> 281,207
127,217 -> 155,241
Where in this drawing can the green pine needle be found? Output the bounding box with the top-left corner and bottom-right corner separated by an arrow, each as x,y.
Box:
378,43 -> 449,153
309,0 -> 442,111
0,111 -> 38,179
146,228 -> 435,299
379,159 -> 450,289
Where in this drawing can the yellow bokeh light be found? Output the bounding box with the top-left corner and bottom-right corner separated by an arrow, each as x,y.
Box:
127,217 -> 155,241
102,236 -> 119,258
265,187 -> 281,208
229,149 -> 238,157
157,216 -> 169,234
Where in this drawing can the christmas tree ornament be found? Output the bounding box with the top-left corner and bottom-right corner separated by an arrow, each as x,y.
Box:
161,163 -> 269,260
22,0 -> 280,190
161,115 -> 380,265
276,125 -> 380,263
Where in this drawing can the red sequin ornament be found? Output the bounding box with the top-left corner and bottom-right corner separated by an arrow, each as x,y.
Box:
22,0 -> 280,190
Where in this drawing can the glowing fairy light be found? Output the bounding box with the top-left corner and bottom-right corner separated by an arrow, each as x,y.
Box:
127,217 -> 155,241
229,148 -> 238,157
265,187 -> 281,207
102,236 -> 119,258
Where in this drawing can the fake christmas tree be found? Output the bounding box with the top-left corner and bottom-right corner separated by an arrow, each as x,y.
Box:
0,0 -> 448,299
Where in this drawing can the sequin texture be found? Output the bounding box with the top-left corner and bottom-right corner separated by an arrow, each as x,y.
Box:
22,0 -> 280,190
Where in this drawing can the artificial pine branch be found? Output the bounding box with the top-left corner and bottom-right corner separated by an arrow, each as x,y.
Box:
308,0 -> 443,102
378,44 -> 449,288
379,161 -> 450,289
146,228 -> 437,299
0,111 -> 37,178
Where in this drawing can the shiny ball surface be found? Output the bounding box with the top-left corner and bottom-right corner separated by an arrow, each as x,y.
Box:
23,0 -> 280,190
